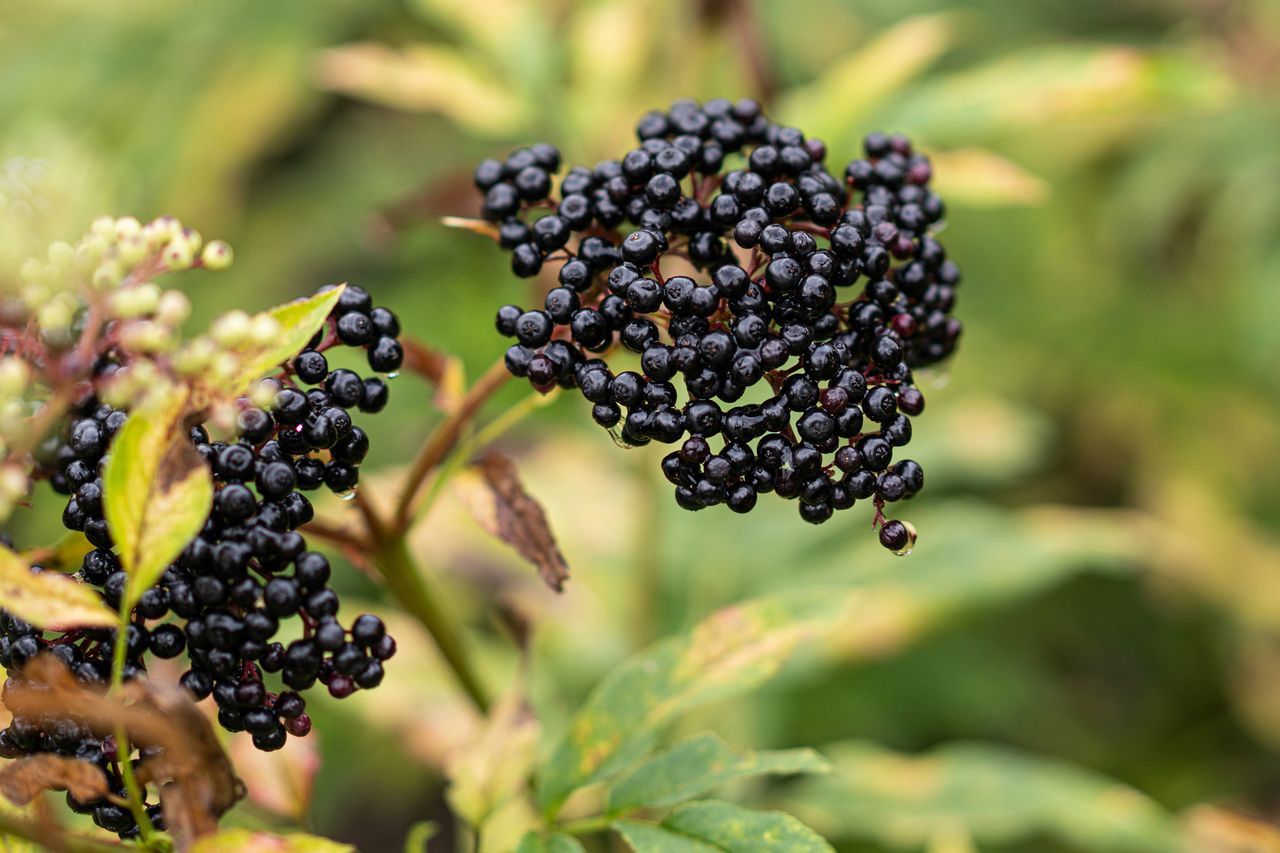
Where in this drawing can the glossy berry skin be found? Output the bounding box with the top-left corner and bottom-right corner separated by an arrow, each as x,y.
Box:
4,286 -> 405,840
478,102 -> 961,545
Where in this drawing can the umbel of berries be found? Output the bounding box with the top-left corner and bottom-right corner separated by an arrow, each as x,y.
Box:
479,98 -> 961,552
1,284 -> 402,840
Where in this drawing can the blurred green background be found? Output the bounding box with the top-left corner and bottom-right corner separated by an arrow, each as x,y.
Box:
3,0 -> 1280,850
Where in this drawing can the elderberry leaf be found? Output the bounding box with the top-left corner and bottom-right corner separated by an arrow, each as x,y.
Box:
614,801 -> 833,853
514,832 -> 586,853
0,753 -> 111,807
779,13 -> 956,145
446,680 -> 539,828
454,451 -> 569,592
536,589 -> 844,817
0,543 -> 116,629
224,284 -> 347,397
102,386 -> 213,608
190,829 -> 354,853
9,656 -> 244,847
928,148 -> 1050,207
784,740 -> 1181,851
315,43 -> 532,135
606,733 -> 830,814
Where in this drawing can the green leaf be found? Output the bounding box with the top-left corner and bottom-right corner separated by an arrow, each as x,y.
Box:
607,733 -> 829,814
0,543 -> 116,630
787,741 -> 1181,852
315,43 -> 532,135
928,148 -> 1050,207
191,829 -> 354,853
225,285 -> 346,397
446,680 -> 540,827
514,832 -> 586,853
536,590 -> 845,817
103,387 -> 213,608
615,801 -> 834,853
779,13 -> 955,146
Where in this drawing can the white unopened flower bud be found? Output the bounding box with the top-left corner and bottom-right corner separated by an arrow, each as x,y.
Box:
92,260 -> 124,290
0,359 -> 29,397
114,216 -> 142,242
162,238 -> 194,271
156,290 -> 191,327
249,314 -> 282,345
200,240 -> 233,271
211,310 -> 252,348
47,240 -> 74,268
251,378 -> 282,409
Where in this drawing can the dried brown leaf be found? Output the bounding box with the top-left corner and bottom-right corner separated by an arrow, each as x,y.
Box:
0,754 -> 111,805
8,656 -> 244,849
455,452 -> 569,592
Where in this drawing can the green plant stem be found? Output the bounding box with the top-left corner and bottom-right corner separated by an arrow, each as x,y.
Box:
410,385 -> 554,529
109,600 -> 154,844
392,358 -> 512,533
372,536 -> 490,712
0,811 -> 122,853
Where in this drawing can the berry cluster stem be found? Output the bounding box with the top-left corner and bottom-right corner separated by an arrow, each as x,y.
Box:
109,599 -> 156,844
392,358 -> 512,532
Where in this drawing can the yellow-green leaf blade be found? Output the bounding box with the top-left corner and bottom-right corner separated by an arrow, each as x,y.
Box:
616,801 -> 834,853
515,832 -> 586,853
102,388 -> 213,607
788,740 -> 1180,852
537,589 -> 845,816
191,829 -> 354,853
0,544 -> 116,630
227,285 -> 346,395
607,733 -> 830,814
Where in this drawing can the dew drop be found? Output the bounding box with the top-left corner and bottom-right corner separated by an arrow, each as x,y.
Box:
337,489 -> 357,502
386,371 -> 400,380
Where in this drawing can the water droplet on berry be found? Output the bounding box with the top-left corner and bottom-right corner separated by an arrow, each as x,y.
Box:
386,371 -> 400,379
337,489 -> 357,501
606,425 -> 637,449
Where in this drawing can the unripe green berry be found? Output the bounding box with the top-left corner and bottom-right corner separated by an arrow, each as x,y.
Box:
201,240 -> 233,271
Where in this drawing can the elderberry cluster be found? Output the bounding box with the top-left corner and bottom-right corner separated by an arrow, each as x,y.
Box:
0,285 -> 402,838
481,99 -> 961,551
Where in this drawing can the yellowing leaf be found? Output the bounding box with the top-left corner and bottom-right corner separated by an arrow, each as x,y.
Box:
0,544 -> 116,630
607,733 -> 830,814
454,452 -> 570,592
537,589 -> 847,816
225,286 -> 346,398
788,740 -> 1179,852
191,829 -> 353,853
929,148 -> 1050,207
315,43 -> 531,135
515,832 -> 586,853
102,387 -> 213,608
0,753 -> 111,806
446,680 -> 540,827
780,13 -> 956,142
616,801 -> 834,853
228,729 -> 321,822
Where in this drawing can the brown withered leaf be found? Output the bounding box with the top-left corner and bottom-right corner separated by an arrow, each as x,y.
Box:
454,452 -> 569,592
0,754 -> 111,805
400,338 -> 466,413
8,656 -> 245,850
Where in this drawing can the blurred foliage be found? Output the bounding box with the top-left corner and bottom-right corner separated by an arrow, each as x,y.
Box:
2,0 -> 1280,850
